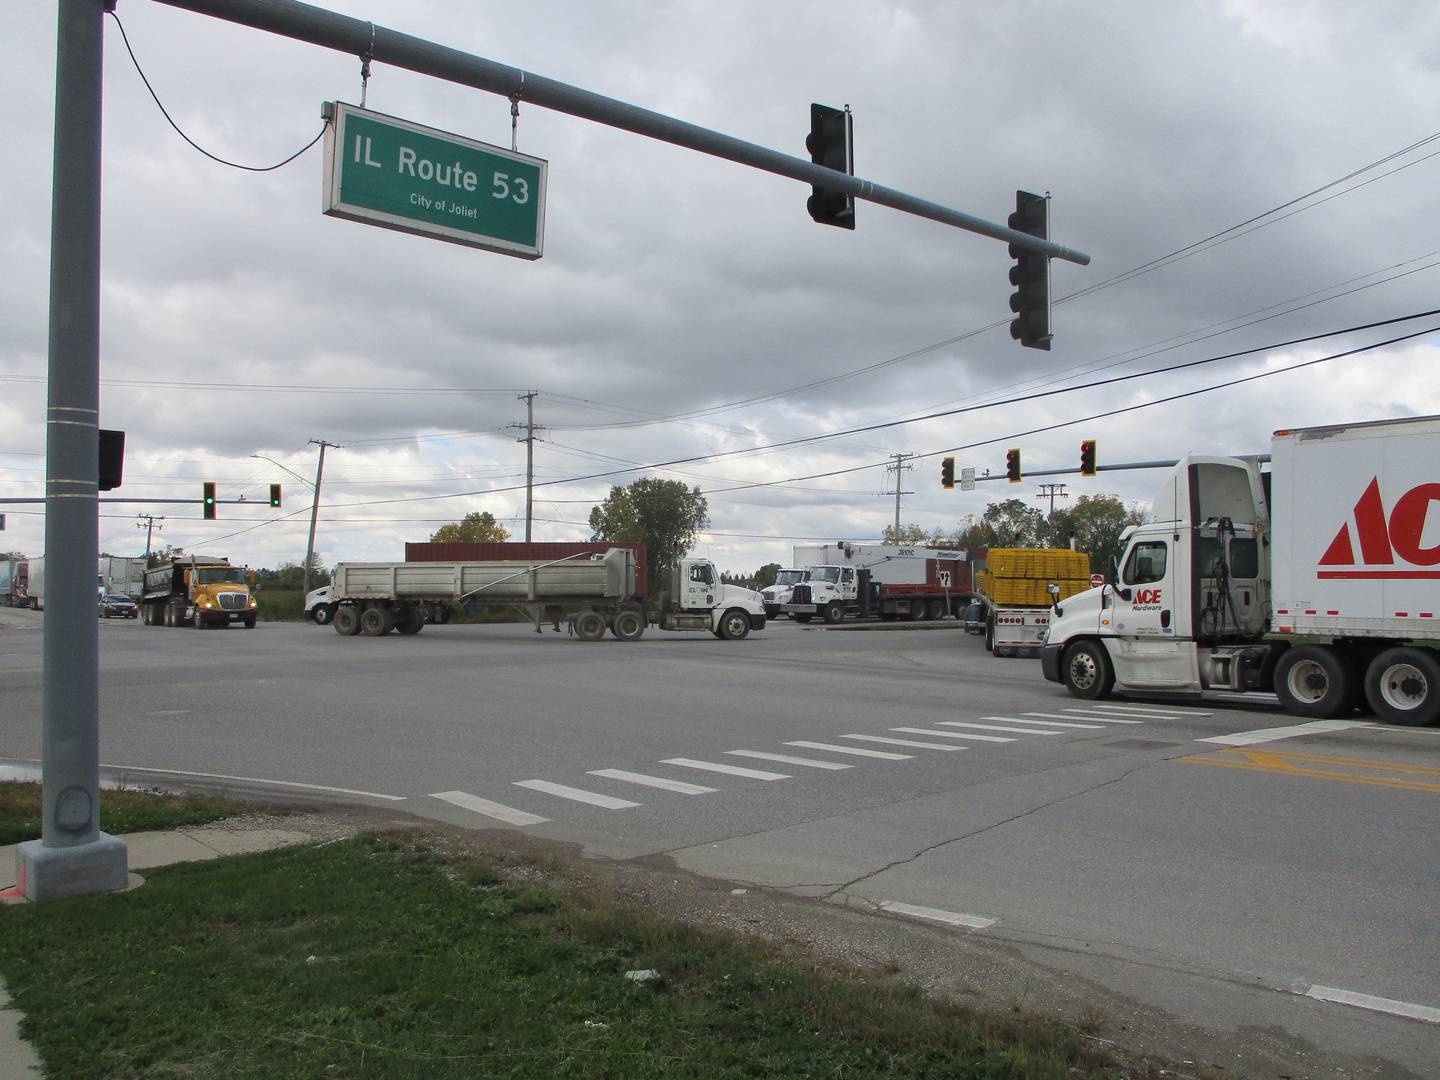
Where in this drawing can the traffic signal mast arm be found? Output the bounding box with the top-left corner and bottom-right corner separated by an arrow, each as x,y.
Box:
966,458 -> 1186,483
152,0 -> 1089,265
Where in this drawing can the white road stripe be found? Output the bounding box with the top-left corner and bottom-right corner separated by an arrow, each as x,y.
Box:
938,721 -> 1063,736
877,901 -> 996,930
787,740 -> 912,760
985,716 -> 1102,730
430,790 -> 548,826
662,758 -> 790,780
726,750 -> 852,771
1092,703 -> 1210,716
1025,711 -> 1145,725
1304,985 -> 1440,1024
892,726 -> 1015,743
841,734 -> 963,751
1198,719 -> 1373,746
587,769 -> 717,794
101,762 -> 407,801
513,780 -> 641,809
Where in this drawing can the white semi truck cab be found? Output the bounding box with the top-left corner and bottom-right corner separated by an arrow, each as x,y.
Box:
1042,416 -> 1440,726
759,567 -> 808,619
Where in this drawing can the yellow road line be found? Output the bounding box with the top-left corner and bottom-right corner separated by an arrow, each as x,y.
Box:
1178,748 -> 1440,794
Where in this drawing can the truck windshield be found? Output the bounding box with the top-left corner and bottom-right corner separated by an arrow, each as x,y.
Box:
809,567 -> 841,583
195,568 -> 247,585
776,569 -> 806,585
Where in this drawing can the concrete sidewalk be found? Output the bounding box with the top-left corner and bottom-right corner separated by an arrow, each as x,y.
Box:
1,825 -> 321,1076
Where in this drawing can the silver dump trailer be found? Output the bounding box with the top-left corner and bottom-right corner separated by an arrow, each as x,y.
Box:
325,548 -> 766,641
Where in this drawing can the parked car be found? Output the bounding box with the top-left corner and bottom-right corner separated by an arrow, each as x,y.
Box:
99,594 -> 138,619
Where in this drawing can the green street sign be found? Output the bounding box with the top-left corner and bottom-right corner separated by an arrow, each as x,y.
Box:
322,102 -> 547,259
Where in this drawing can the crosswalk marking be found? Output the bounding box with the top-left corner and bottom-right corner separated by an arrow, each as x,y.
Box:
1025,711 -> 1145,725
430,790 -> 549,826
1092,703 -> 1210,716
513,780 -> 641,809
662,758 -> 790,780
587,769 -> 717,794
984,715 -> 1102,730
726,750 -> 852,771
877,901 -> 997,930
1196,719 -> 1372,746
938,720 -> 1063,736
892,726 -> 1015,743
786,740 -> 912,760
841,734 -> 964,751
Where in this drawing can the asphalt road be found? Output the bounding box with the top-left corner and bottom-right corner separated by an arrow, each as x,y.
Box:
3,607 -> 1437,1075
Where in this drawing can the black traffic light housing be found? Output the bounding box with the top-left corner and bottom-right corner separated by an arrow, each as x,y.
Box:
941,456 -> 955,490
1080,440 -> 1097,477
202,482 -> 217,520
269,483 -> 282,508
1005,448 -> 1022,484
806,103 -> 854,229
99,429 -> 124,491
1008,190 -> 1051,351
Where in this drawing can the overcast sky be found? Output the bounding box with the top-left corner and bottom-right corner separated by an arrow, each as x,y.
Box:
4,0 -> 1439,576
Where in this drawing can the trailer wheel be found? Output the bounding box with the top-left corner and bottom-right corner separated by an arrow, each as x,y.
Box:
983,616 -> 995,652
574,611 -> 606,642
1062,640 -> 1115,700
719,608 -> 751,640
927,599 -> 947,620
823,602 -> 844,625
312,604 -> 334,626
1363,647 -> 1440,726
1273,645 -> 1358,719
611,608 -> 646,642
395,605 -> 425,635
909,602 -> 927,621
333,605 -> 362,636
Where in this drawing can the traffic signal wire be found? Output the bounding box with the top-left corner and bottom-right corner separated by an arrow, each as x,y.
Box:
109,11 -> 326,173
313,311 -> 1439,508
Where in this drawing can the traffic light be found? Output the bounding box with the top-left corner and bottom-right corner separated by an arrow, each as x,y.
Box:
269,483 -> 282,508
1007,190 -> 1051,351
805,103 -> 855,229
941,456 -> 955,490
99,429 -> 124,491
202,482 -> 216,520
1079,439 -> 1097,477
1005,448 -> 1022,484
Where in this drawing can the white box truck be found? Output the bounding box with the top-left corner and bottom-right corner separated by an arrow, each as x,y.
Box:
1042,415 -> 1440,725
782,543 -> 971,623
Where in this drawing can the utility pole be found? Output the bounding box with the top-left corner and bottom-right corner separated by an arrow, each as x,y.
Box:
136,514 -> 164,562
883,453 -> 914,542
506,392 -> 544,542
1035,483 -> 1069,515
302,440 -> 339,597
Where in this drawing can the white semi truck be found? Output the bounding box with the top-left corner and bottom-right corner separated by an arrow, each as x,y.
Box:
324,548 -> 766,641
759,567 -> 808,620
1042,415 -> 1440,726
782,543 -> 970,623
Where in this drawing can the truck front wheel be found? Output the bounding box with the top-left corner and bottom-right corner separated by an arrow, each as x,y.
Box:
333,605 -> 362,636
313,604 -> 334,626
823,602 -> 844,625
1363,647 -> 1440,726
1062,640 -> 1115,700
1273,645 -> 1358,719
719,608 -> 751,640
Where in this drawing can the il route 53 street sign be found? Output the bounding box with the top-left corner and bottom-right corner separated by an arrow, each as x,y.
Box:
322,102 -> 547,259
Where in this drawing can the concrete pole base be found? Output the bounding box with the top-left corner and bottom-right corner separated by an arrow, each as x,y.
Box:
16,833 -> 128,902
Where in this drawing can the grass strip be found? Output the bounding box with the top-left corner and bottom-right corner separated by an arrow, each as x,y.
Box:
0,781 -> 271,846
0,832 -> 1126,1079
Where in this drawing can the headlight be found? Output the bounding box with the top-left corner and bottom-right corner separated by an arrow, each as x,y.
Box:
199,598 -> 213,608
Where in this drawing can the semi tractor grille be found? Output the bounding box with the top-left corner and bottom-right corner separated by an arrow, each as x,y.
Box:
791,585 -> 812,604
217,592 -> 247,610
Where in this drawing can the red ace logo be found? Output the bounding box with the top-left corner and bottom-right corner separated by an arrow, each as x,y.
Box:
1317,478 -> 1440,579
1132,588 -> 1162,606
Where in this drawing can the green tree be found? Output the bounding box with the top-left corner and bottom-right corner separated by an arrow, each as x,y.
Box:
881,523 -> 929,545
588,478 -> 709,594
1047,495 -> 1147,575
752,563 -> 782,590
429,511 -> 510,544
981,498 -> 1047,547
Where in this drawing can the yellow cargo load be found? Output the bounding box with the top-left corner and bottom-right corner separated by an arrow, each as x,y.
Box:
984,547 -> 1090,580
977,572 -> 1090,606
